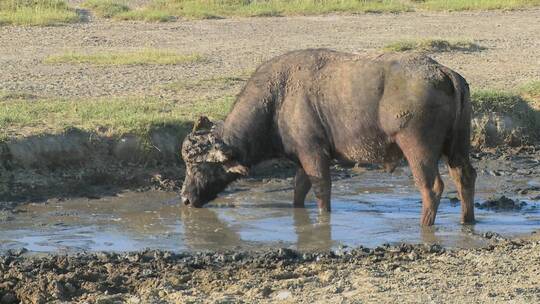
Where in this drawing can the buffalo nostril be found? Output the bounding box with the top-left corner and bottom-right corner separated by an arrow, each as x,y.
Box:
181,197 -> 190,206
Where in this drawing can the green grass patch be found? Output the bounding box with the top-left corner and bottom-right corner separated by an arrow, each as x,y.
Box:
81,0 -> 130,18
44,49 -> 204,65
383,38 -> 484,52
0,95 -> 235,139
120,0 -> 413,21
419,0 -> 540,11
0,0 -> 80,26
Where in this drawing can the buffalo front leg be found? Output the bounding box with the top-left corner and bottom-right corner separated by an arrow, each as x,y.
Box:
293,167 -> 312,208
448,158 -> 476,224
299,154 -> 331,212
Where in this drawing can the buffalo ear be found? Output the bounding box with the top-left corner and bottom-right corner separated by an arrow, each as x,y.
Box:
223,161 -> 249,176
192,116 -> 214,132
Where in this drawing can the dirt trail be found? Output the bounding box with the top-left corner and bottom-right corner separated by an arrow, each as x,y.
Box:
1,9 -> 539,99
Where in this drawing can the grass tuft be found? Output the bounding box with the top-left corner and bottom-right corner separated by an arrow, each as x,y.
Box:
44,49 -> 204,65
383,38 -> 484,53
81,0 -> 130,18
0,0 -> 80,26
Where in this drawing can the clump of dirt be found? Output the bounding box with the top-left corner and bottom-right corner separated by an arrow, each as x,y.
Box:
475,195 -> 527,211
0,238 -> 539,303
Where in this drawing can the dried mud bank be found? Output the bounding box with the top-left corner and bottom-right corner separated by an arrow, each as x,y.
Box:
0,127 -> 188,202
472,110 -> 540,148
0,237 -> 539,304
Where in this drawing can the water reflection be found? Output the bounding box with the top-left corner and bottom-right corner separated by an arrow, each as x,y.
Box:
293,209 -> 333,250
179,207 -> 242,251
420,226 -> 440,244
178,206 -> 334,251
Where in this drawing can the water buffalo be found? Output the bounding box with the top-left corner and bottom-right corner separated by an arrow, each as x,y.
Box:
181,49 -> 476,226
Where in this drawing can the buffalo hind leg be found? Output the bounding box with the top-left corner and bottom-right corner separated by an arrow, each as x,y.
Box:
434,173 -> 444,201
293,168 -> 311,208
447,157 -> 476,224
398,138 -> 443,226
299,154 -> 331,212
413,164 -> 443,226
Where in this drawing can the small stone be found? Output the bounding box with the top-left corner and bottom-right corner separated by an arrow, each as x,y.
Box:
274,290 -> 292,300
408,252 -> 419,261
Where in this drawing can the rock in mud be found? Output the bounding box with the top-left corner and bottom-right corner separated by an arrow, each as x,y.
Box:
0,293 -> 17,304
475,195 -> 526,210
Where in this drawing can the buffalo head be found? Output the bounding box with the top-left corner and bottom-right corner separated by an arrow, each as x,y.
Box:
180,116 -> 249,207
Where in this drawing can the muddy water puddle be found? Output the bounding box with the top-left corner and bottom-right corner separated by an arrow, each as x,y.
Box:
1,169 -> 539,252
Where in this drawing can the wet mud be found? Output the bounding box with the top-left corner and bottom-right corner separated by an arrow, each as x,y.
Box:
1,238 -> 539,303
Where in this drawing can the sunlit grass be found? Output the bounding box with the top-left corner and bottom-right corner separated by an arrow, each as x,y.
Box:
0,95 -> 234,139
44,49 -> 204,65
0,0 -> 79,26
81,0 -> 130,18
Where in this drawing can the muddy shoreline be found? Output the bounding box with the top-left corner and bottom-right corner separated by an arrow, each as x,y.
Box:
1,236 -> 539,304
1,123 -> 538,204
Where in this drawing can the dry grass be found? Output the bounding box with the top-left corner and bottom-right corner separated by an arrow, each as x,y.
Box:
44,49 -> 204,65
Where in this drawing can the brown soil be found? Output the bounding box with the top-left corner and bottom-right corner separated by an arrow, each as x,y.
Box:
1,10 -> 539,100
